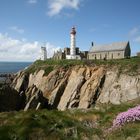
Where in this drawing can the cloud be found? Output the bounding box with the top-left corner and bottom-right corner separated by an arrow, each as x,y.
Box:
9,26 -> 25,34
129,27 -> 139,36
128,27 -> 140,43
47,0 -> 81,17
133,36 -> 140,43
28,0 -> 37,4
0,33 -> 59,61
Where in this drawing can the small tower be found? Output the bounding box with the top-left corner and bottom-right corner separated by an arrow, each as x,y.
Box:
41,46 -> 47,60
70,26 -> 76,56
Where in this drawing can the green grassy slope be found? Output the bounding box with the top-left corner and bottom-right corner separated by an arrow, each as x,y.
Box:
25,57 -> 140,75
0,99 -> 140,140
4,57 -> 139,140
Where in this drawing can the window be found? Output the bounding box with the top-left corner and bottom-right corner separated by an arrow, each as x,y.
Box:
118,53 -> 120,56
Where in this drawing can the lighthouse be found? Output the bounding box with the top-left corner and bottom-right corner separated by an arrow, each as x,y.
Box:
70,26 -> 76,56
66,26 -> 81,60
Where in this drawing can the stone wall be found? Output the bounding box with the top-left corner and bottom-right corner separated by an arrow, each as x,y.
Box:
53,52 -> 65,60
88,50 -> 124,60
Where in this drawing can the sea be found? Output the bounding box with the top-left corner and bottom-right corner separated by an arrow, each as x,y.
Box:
0,62 -> 32,74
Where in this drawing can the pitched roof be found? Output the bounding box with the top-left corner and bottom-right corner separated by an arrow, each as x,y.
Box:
89,42 -> 129,53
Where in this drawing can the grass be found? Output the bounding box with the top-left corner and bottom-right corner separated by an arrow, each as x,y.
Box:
10,57 -> 140,139
0,99 -> 140,140
106,123 -> 140,140
0,110 -> 93,140
25,57 -> 140,75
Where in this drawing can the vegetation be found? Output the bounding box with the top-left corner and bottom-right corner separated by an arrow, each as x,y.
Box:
0,110 -> 93,140
13,57 -> 140,139
0,99 -> 140,140
25,57 -> 140,75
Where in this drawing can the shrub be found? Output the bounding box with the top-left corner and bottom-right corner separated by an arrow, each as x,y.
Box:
113,105 -> 140,127
107,105 -> 140,133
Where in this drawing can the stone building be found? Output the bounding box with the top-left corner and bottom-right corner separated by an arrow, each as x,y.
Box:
53,27 -> 87,60
41,47 -> 47,60
53,49 -> 65,60
137,52 -> 140,57
53,47 -> 87,60
88,41 -> 131,60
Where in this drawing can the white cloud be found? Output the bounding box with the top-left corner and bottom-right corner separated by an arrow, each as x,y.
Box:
134,36 -> 140,43
129,27 -> 139,36
47,0 -> 81,17
28,0 -> 37,4
0,33 -> 59,61
128,27 -> 140,43
9,26 -> 25,34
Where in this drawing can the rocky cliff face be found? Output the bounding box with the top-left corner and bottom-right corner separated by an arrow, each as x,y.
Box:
0,85 -> 21,112
97,69 -> 140,105
11,65 -> 140,111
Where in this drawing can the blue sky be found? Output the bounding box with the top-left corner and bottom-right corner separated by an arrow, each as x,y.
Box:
0,0 -> 140,61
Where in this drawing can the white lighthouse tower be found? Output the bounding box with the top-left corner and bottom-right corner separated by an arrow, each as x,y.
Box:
70,26 -> 76,56
66,26 -> 81,60
41,46 -> 47,60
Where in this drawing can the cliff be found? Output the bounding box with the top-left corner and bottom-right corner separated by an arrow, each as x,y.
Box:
10,58 -> 140,111
0,58 -> 140,140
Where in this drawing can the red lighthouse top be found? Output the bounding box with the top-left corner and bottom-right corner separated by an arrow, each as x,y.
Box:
70,26 -> 76,35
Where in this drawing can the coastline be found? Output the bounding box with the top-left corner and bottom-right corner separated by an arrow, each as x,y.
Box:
0,73 -> 15,84
0,61 -> 32,73
0,62 -> 32,84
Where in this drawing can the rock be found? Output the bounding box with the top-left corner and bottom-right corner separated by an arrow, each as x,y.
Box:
11,65 -> 140,111
12,71 -> 29,92
24,86 -> 49,111
78,67 -> 105,109
83,120 -> 98,128
97,70 -> 140,105
57,67 -> 86,110
0,74 -> 14,84
48,72 -> 69,108
91,135 -> 101,140
28,69 -> 68,98
126,136 -> 135,140
0,85 -> 20,112
28,70 -> 45,91
58,66 -> 106,110
36,102 -> 41,110
64,127 -> 77,138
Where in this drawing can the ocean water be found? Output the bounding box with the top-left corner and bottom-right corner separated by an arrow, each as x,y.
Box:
0,62 -> 32,74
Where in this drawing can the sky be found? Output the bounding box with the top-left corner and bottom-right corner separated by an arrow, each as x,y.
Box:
0,0 -> 140,62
